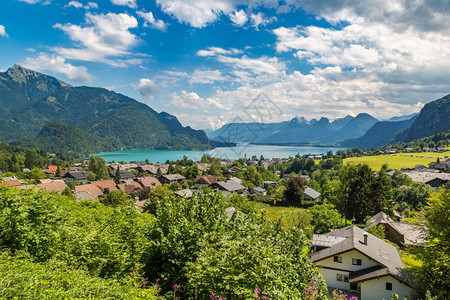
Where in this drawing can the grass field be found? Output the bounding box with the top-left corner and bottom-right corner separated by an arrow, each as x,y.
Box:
255,203 -> 314,231
343,151 -> 450,170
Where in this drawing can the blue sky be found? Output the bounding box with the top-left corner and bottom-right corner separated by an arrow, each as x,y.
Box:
0,0 -> 449,130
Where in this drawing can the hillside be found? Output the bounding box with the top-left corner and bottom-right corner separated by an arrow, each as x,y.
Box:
0,65 -> 212,151
13,121 -> 114,154
343,117 -> 417,149
395,94 -> 450,142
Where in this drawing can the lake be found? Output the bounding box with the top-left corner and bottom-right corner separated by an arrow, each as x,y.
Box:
93,144 -> 345,163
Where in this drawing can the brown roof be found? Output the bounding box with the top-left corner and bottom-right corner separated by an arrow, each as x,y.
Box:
0,180 -> 21,186
312,225 -> 408,284
195,175 -> 218,185
74,184 -> 103,199
138,177 -> 161,189
38,180 -> 67,194
123,181 -> 143,193
91,180 -> 118,192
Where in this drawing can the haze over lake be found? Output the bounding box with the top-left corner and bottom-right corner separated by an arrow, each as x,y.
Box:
93,144 -> 345,163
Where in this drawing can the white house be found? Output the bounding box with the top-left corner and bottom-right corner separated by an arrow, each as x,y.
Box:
311,225 -> 414,300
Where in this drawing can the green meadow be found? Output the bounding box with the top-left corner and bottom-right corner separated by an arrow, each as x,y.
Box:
343,151 -> 449,170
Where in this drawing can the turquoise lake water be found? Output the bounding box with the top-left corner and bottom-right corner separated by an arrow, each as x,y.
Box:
93,144 -> 345,163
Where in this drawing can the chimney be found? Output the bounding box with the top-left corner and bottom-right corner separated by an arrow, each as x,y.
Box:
363,232 -> 368,245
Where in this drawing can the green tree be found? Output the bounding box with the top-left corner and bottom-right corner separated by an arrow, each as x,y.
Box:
89,156 -> 109,180
87,171 -> 96,182
309,203 -> 346,234
99,190 -> 133,207
393,182 -> 433,209
209,159 -> 222,176
283,176 -> 305,207
114,166 -> 121,184
415,188 -> 450,298
185,165 -> 200,180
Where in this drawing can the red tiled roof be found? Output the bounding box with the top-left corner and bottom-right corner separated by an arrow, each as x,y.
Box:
0,180 -> 21,186
138,177 -> 161,189
74,184 -> 103,199
91,180 -> 118,192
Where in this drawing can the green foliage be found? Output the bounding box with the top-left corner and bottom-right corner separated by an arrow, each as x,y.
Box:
89,156 -> 109,180
283,175 -> 305,207
414,188 -> 450,299
142,185 -> 174,214
208,159 -> 222,176
142,190 -> 327,299
0,253 -> 159,300
309,203 -> 346,234
393,182 -> 433,209
99,190 -> 133,207
338,164 -> 394,223
367,224 -> 386,240
114,166 -> 122,184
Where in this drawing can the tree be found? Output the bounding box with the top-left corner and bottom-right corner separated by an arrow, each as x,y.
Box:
309,203 -> 346,234
393,182 -> 433,209
415,188 -> 450,298
209,159 -> 222,176
185,165 -> 200,180
99,190 -> 133,207
283,176 -> 305,207
114,166 -> 121,184
156,167 -> 162,177
87,171 -> 96,182
89,156 -> 109,180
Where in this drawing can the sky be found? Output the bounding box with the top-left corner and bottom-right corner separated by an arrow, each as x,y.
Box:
0,0 -> 449,130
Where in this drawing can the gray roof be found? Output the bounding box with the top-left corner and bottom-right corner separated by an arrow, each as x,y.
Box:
214,179 -> 246,192
161,174 -> 186,181
252,187 -> 266,193
174,189 -> 193,198
312,234 -> 346,248
63,171 -> 90,180
312,225 -> 409,284
304,186 -> 321,199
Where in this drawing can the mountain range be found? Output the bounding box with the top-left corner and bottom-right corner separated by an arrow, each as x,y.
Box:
0,65 -> 211,153
208,95 -> 450,149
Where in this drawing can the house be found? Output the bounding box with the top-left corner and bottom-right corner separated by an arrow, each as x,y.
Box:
109,170 -> 136,181
414,164 -> 427,171
405,171 -> 450,187
174,189 -> 193,198
74,184 -> 103,200
63,171 -> 90,182
312,225 -> 414,300
0,179 -> 21,187
251,186 -> 267,196
405,148 -> 413,153
263,181 -> 277,189
159,174 -> 186,185
365,212 -> 427,247
137,177 -> 161,190
38,180 -> 67,194
304,186 -> 321,202
194,175 -> 218,187
212,179 -> 246,195
134,165 -> 159,176
91,180 -> 118,193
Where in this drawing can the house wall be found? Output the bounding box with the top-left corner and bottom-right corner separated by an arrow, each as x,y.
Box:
360,275 -> 413,300
317,250 -> 379,292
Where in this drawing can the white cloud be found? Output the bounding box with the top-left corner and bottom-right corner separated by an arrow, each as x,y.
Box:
216,55 -> 285,76
18,0 -> 42,3
196,46 -> 242,57
86,2 -> 98,9
189,69 -> 226,84
229,9 -> 248,26
0,25 -> 7,38
133,78 -> 160,99
23,53 -> 94,84
53,13 -> 140,67
171,90 -> 225,109
250,12 -> 276,29
110,0 -> 136,8
137,11 -> 168,31
66,1 -> 82,8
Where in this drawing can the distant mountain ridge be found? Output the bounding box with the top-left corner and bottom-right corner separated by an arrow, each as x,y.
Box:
0,65 -> 211,152
208,113 -> 379,144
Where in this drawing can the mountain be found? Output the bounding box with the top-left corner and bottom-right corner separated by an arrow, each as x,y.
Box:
343,117 -> 417,149
395,94 -> 450,142
387,113 -> 419,122
208,113 -> 378,144
0,65 -> 211,151
14,121 -> 114,154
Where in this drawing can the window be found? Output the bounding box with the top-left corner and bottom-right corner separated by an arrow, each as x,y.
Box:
350,283 -> 358,291
337,274 -> 343,281
334,255 -> 343,263
344,275 -> 349,282
352,258 -> 362,265
386,282 -> 392,290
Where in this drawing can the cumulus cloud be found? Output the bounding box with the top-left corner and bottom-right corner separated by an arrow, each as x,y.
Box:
18,0 -> 43,3
250,12 -> 276,29
229,9 -> 248,26
23,53 -> 94,84
137,11 -> 168,31
86,2 -> 98,9
171,90 -> 224,109
197,46 -> 242,57
110,0 -> 136,8
189,69 -> 226,84
66,1 -> 82,8
0,25 -> 7,38
133,78 -> 160,99
53,13 -> 141,67
155,0 -> 280,28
